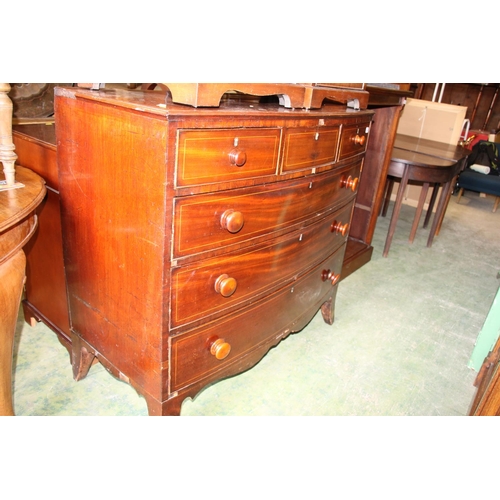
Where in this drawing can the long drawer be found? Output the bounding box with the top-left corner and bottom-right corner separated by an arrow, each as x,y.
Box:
170,243 -> 345,392
172,160 -> 361,259
176,128 -> 281,187
170,200 -> 354,329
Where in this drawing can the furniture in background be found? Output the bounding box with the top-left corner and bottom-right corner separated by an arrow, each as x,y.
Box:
0,166 -> 46,415
55,86 -> 373,415
469,279 -> 500,415
342,84 -> 410,277
11,124 -> 72,352
381,134 -> 471,257
385,98 -> 469,211
470,334 -> 500,415
456,141 -> 500,212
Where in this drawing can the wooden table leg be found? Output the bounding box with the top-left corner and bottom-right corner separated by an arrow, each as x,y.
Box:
423,183 -> 439,228
409,182 -> 430,243
383,166 -> 409,257
427,179 -> 452,247
381,177 -> 395,217
0,250 -> 26,416
436,174 -> 460,236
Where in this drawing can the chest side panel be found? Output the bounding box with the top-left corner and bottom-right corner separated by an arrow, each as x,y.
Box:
56,95 -> 169,394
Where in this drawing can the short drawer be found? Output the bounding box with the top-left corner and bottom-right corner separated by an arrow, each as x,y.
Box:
176,128 -> 281,187
173,161 -> 362,258
282,126 -> 340,172
170,244 -> 345,392
338,122 -> 370,161
171,200 -> 354,328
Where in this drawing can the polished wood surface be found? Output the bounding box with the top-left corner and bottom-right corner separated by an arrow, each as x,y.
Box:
11,124 -> 71,348
343,104 -> 404,277
0,166 -> 46,415
55,87 -> 373,415
382,134 -> 471,257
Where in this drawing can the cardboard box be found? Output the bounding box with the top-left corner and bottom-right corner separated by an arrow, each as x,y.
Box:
397,98 -> 468,145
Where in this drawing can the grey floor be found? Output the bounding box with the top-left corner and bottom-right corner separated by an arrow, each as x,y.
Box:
11,189 -> 500,416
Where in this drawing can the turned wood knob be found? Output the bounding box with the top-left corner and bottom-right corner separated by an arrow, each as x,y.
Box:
321,269 -> 340,286
229,148 -> 247,167
352,134 -> 366,146
220,209 -> 244,233
341,175 -> 359,192
331,220 -> 349,236
209,338 -> 231,360
215,274 -> 238,297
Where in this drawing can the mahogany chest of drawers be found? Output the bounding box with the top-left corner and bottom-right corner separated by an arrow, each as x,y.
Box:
54,87 -> 373,415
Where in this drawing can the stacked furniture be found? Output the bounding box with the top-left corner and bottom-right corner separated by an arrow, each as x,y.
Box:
54,85 -> 374,415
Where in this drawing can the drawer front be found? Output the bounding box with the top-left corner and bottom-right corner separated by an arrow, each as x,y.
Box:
170,245 -> 345,392
282,126 -> 340,172
173,161 -> 361,258
339,122 -> 370,160
176,128 -> 281,187
171,201 -> 354,328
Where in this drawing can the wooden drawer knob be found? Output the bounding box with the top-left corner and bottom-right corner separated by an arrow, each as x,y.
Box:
331,220 -> 349,236
220,209 -> 244,233
321,269 -> 340,286
341,175 -> 359,192
229,148 -> 247,167
209,337 -> 231,360
215,274 -> 238,297
352,134 -> 366,146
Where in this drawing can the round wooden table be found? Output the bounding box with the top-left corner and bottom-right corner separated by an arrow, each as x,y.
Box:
0,166 -> 46,415
381,135 -> 471,257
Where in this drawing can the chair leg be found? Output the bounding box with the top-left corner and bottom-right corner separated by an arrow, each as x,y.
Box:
493,197 -> 500,213
456,187 -> 464,204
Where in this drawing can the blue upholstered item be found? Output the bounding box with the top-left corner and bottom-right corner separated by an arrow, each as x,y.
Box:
457,142 -> 500,212
458,168 -> 500,197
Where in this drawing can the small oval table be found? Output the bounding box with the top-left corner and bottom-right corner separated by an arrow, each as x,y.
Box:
1,166 -> 46,415
381,134 -> 471,257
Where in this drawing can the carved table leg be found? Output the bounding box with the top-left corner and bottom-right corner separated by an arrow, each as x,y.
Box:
0,250 -> 26,416
71,333 -> 96,381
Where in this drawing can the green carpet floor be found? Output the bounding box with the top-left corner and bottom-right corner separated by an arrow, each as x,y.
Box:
11,190 -> 500,416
